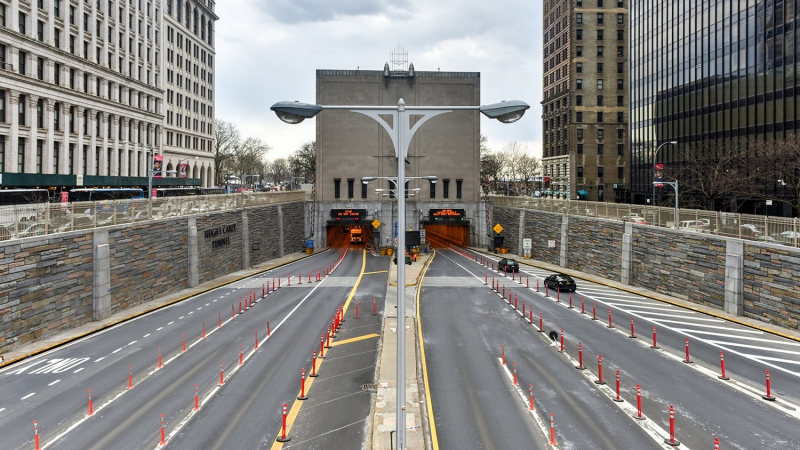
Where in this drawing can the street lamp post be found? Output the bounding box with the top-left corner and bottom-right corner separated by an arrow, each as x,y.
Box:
271,98 -> 529,449
654,180 -> 679,228
652,141 -> 678,206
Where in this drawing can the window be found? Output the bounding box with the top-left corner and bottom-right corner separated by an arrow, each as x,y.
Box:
53,142 -> 60,174
576,29 -> 582,40
83,13 -> 88,31
597,13 -> 603,24
576,111 -> 583,122
347,179 -> 354,198
577,166 -> 584,177
18,137 -> 25,172
617,111 -> 624,122
597,167 -> 604,177
618,144 -> 624,155
617,62 -> 623,73
576,13 -> 582,23
82,145 -> 87,174
617,95 -> 623,106
617,29 -> 624,41
598,0 -> 603,6
597,111 -> 603,122
36,140 -> 42,173
597,46 -> 604,57
597,62 -> 603,72
617,0 -> 623,5
70,68 -> 75,88
577,0 -> 582,5
54,29 -> 60,48
617,79 -> 624,90
456,179 -> 463,199
577,129 -> 584,140
18,51 -> 26,75
70,6 -> 75,24
597,79 -> 603,90
0,136 -> 4,172
19,12 -> 26,34
576,79 -> 583,90
576,46 -> 582,57
443,179 -> 450,199
577,143 -> 584,154
83,73 -> 88,93
618,167 -> 624,178
70,35 -> 75,54
54,103 -> 60,130
597,96 -> 603,106
597,30 -> 603,40
18,94 -> 27,126
69,106 -> 75,132
95,147 -> 100,174
334,179 -> 341,199
576,62 -> 582,73
84,41 -> 88,59
617,13 -> 624,24
361,182 -> 367,199
37,57 -> 44,80
598,129 -> 604,139
576,95 -> 583,106
617,46 -> 624,57
617,129 -> 624,139
37,20 -> 44,41
430,181 -> 436,199
69,144 -> 74,174
0,90 -> 4,122
598,144 -> 604,154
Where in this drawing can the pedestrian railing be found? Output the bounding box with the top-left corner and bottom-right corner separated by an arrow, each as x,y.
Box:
491,196 -> 800,247
0,191 -> 306,241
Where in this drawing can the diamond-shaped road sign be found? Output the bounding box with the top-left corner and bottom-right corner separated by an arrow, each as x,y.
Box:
493,223 -> 504,234
372,219 -> 381,229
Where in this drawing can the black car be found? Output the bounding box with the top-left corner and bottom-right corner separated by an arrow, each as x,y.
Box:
544,274 -> 577,292
498,258 -> 519,273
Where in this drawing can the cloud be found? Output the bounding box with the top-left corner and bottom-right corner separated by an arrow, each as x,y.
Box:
255,0 -> 414,24
215,0 -> 543,161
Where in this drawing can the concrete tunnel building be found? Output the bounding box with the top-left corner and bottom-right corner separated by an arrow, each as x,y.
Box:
308,63 -> 489,249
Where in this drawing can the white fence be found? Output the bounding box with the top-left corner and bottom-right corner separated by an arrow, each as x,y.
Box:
0,191 -> 307,241
491,196 -> 800,247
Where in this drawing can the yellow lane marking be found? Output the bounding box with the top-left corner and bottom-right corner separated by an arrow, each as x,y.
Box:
330,333 -> 379,347
416,250 -> 440,450
363,270 -> 389,275
270,248 -> 367,450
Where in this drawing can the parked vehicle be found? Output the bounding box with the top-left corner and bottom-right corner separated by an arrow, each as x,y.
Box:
678,220 -> 710,233
544,274 -> 577,292
498,258 -> 519,273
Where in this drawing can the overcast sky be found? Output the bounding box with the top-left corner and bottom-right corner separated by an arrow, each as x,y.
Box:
215,0 -> 542,161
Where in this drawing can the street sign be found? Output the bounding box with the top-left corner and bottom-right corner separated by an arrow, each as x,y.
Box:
766,200 -> 773,206
394,222 -> 398,237
420,229 -> 427,244
493,223 -> 504,234
372,219 -> 381,228
523,238 -> 532,251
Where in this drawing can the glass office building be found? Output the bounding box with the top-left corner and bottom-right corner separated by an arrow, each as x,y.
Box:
630,0 -> 798,209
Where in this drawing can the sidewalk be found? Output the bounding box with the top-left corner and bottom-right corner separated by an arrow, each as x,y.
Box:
470,246 -> 800,342
0,249 -> 320,367
372,252 -> 432,450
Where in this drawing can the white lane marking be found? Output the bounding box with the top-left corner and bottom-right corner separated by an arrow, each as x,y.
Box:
94,357 -> 105,362
179,316 -> 184,319
73,368 -> 84,373
213,299 -> 217,302
205,303 -> 209,306
111,349 -> 121,354
624,310 -> 723,321
706,341 -> 800,356
197,307 -> 202,310
157,327 -> 163,330
167,321 -> 174,325
128,341 -> 137,346
143,334 -> 151,338
0,408 -> 5,412
48,380 -> 60,386
604,301 -> 684,311
673,329 -> 800,346
21,393 -> 35,400
653,320 -> 763,333
743,354 -> 800,366
188,312 -> 193,315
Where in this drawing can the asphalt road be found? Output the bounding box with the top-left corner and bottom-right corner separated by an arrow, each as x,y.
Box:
442,246 -> 800,449
0,246 -> 365,450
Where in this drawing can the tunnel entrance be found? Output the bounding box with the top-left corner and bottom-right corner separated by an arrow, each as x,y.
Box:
327,224 -> 373,248
423,224 -> 470,247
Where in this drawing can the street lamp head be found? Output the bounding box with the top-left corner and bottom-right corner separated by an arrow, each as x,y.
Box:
362,176 -> 378,184
422,176 -> 438,183
479,100 -> 531,123
669,141 -> 678,145
270,101 -> 322,124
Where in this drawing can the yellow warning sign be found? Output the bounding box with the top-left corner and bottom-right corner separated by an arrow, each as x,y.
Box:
493,223 -> 504,234
372,219 -> 381,229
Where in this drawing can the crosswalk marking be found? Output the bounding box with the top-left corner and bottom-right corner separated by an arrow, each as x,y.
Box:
673,329 -> 798,345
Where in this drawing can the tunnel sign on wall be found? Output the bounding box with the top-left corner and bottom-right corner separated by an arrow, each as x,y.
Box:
372,219 -> 381,229
493,223 -> 504,234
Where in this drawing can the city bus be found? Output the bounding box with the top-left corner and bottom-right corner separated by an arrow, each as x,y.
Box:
68,188 -> 145,202
155,187 -> 198,198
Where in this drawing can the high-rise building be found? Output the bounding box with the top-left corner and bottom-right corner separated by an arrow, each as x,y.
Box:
0,0 -> 216,188
630,0 -> 796,213
542,0 -> 630,202
161,0 -> 216,186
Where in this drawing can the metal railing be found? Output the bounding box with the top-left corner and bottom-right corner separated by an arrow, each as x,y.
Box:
491,196 -> 800,247
0,191 -> 306,241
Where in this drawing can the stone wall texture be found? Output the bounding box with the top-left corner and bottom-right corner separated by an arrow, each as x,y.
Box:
0,200 -> 306,354
494,205 -> 800,330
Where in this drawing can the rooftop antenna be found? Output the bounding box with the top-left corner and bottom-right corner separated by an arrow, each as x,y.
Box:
390,43 -> 408,72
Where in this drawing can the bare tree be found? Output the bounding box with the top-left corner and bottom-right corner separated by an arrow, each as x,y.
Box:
214,119 -> 241,186
266,158 -> 290,185
663,140 -> 752,211
748,134 -> 800,216
480,135 -> 504,193
229,137 -> 271,187
287,141 -> 316,183
517,153 -> 542,194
